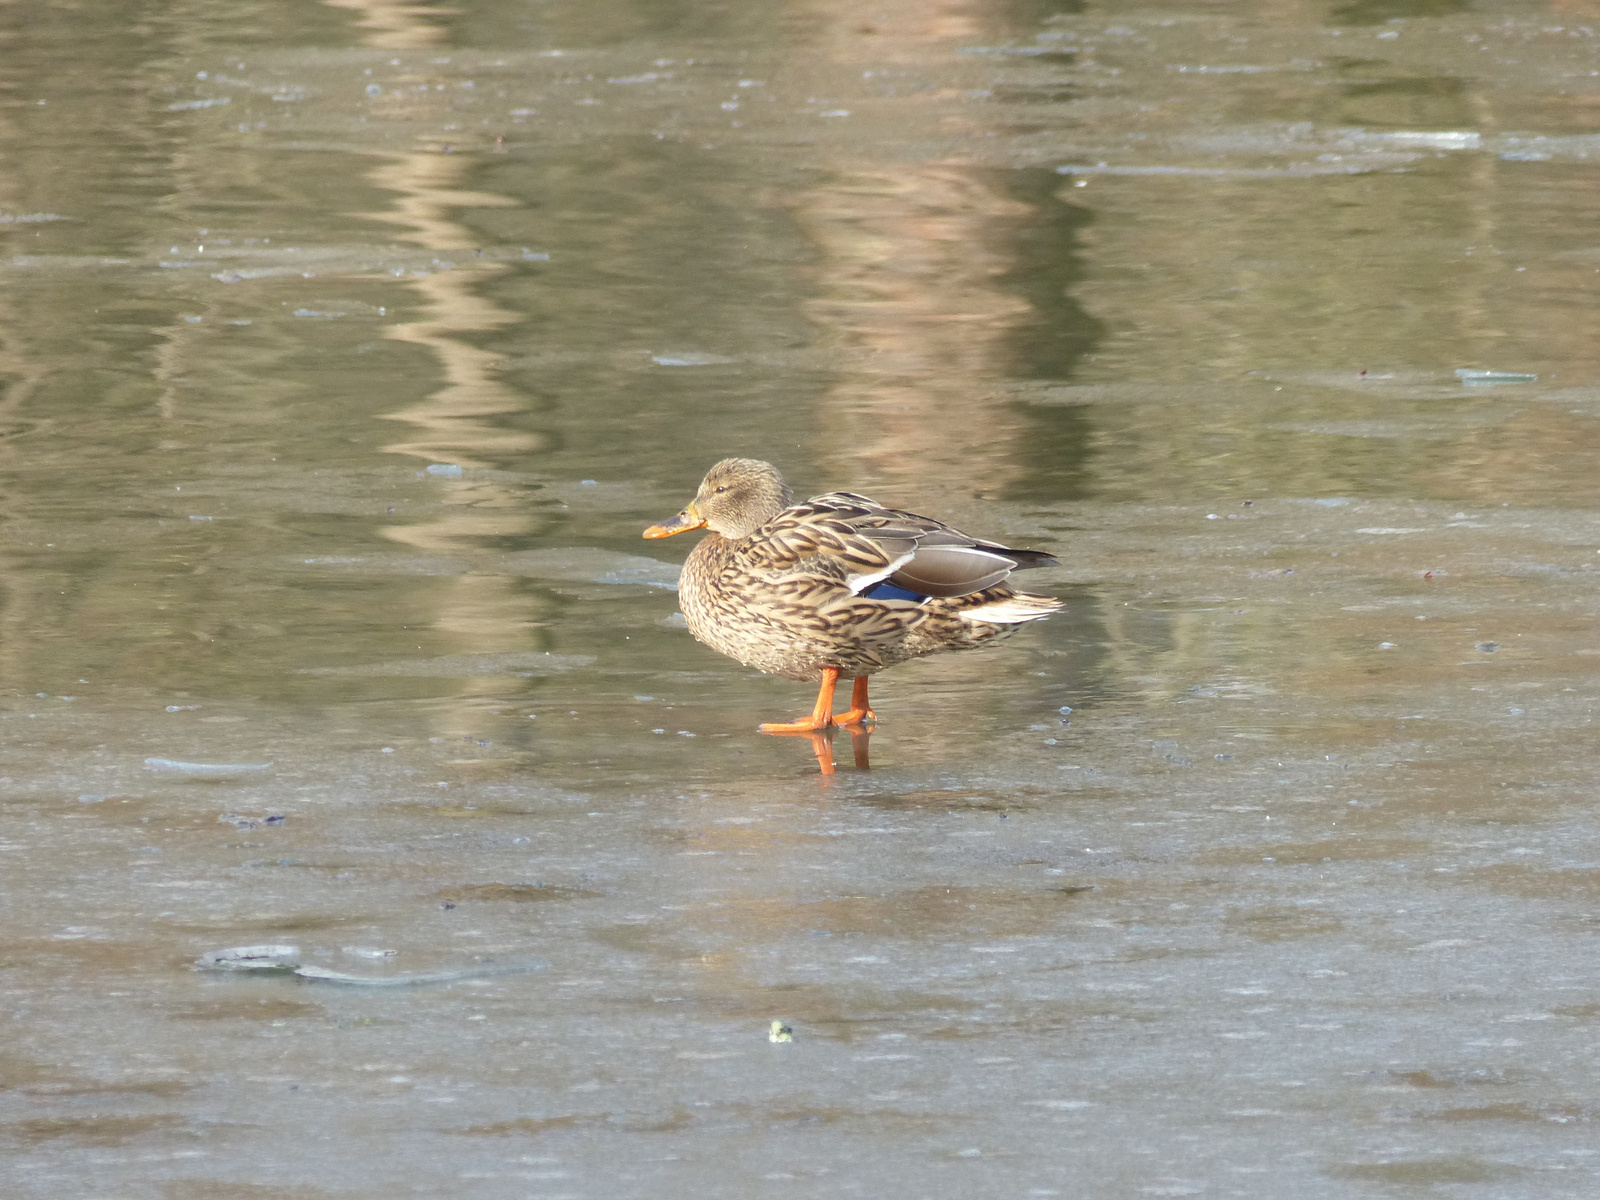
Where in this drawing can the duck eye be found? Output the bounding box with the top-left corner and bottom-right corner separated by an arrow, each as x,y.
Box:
714,485 -> 727,494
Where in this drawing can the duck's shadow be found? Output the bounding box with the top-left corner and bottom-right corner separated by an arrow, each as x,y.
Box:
764,723 -> 871,776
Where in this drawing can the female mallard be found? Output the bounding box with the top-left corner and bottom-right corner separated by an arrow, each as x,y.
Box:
643,459 -> 1062,732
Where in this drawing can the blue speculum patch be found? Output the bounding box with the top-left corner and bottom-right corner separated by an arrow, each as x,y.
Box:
860,581 -> 928,602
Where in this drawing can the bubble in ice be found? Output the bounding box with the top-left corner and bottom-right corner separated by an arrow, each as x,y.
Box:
651,351 -> 734,367
1456,368 -> 1537,385
145,758 -> 273,776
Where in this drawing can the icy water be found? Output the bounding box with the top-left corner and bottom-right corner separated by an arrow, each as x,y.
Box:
3,1 -> 1600,1196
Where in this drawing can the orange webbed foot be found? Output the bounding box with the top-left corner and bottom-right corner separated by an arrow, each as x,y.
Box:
758,715 -> 834,734
757,667 -> 841,736
835,676 -> 876,727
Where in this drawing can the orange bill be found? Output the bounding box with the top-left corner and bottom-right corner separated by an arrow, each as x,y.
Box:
643,507 -> 706,539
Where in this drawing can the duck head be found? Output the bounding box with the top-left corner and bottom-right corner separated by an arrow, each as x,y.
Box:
644,458 -> 793,541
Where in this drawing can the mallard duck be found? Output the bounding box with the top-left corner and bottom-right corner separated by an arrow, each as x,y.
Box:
643,459 -> 1062,732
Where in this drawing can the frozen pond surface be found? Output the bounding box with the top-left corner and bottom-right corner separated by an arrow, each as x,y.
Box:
3,1 -> 1599,1197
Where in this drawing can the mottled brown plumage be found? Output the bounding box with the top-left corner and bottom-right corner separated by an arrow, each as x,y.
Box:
644,459 -> 1062,732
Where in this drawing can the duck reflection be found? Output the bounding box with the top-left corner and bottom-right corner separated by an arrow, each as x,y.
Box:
765,722 -> 872,777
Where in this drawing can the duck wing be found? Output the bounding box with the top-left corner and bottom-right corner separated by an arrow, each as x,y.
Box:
800,491 -> 1058,599
734,495 -> 920,596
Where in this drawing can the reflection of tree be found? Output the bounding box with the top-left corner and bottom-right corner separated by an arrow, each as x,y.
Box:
786,0 -> 1101,500
336,0 -> 550,709
798,165 -> 1034,492
797,162 -> 1102,503
368,151 -> 538,477
778,0 -> 1121,510
322,0 -> 451,50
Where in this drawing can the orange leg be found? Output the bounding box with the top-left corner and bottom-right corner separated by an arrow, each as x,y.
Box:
759,723 -> 838,775
805,729 -> 837,776
844,722 -> 871,770
836,676 -> 876,727
758,667 -> 841,734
